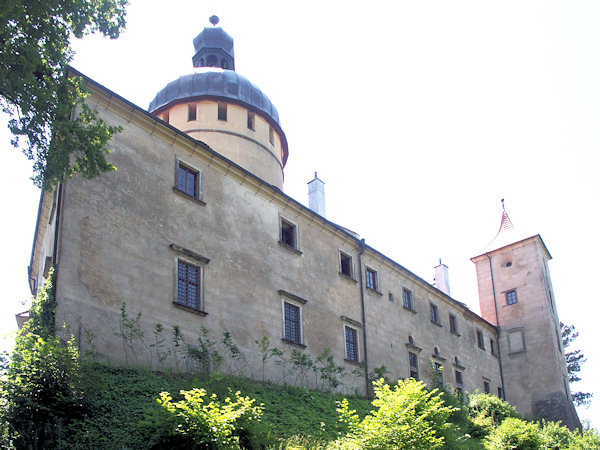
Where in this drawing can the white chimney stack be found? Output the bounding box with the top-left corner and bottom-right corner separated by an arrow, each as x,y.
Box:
434,259 -> 451,296
307,172 -> 326,218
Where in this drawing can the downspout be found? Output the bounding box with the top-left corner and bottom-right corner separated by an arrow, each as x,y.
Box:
357,239 -> 370,396
51,183 -> 63,266
487,252 -> 506,400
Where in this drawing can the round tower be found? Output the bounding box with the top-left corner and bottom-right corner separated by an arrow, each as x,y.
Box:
148,17 -> 288,188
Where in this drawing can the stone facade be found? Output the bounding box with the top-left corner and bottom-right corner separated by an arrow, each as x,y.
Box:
26,24 -> 578,428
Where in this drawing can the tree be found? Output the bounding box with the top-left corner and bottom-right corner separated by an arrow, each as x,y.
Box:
0,0 -> 128,190
560,322 -> 592,407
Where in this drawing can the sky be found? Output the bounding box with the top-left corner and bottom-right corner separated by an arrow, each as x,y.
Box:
1,0 -> 599,428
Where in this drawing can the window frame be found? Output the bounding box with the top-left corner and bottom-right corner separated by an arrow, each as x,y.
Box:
279,217 -> 299,251
218,102 -> 227,121
454,369 -> 463,386
477,329 -> 486,350
171,244 -> 210,316
188,103 -> 197,121
282,300 -> 303,345
344,325 -> 360,363
365,267 -> 379,292
449,313 -> 458,334
403,288 -> 414,311
339,251 -> 354,279
174,157 -> 204,203
429,302 -> 440,325
506,289 -> 518,305
247,111 -> 255,130
408,351 -> 419,379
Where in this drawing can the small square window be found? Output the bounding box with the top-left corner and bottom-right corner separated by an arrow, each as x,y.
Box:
344,326 -> 359,362
283,301 -> 302,344
365,268 -> 378,291
340,252 -> 353,278
506,290 -> 518,305
403,288 -> 413,310
177,163 -> 199,199
218,103 -> 227,121
280,218 -> 297,249
430,302 -> 440,324
247,111 -> 255,130
176,260 -> 202,310
449,313 -> 458,334
484,381 -> 491,394
455,370 -> 463,385
188,103 -> 197,121
409,351 -> 419,379
477,330 -> 485,350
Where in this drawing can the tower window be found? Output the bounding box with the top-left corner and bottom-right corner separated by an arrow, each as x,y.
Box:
340,251 -> 353,278
247,111 -> 255,130
269,125 -> 274,145
220,59 -> 229,69
188,103 -> 197,121
218,103 -> 227,121
506,290 -> 518,305
207,54 -> 217,67
163,110 -> 170,123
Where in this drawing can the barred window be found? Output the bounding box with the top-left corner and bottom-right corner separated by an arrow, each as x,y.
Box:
344,326 -> 359,362
284,302 -> 302,344
178,164 -> 199,198
177,260 -> 200,309
409,351 -> 419,379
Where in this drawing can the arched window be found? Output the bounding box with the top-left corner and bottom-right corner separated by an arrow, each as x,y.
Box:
434,346 -> 440,356
220,59 -> 229,69
207,55 -> 217,67
408,335 -> 414,346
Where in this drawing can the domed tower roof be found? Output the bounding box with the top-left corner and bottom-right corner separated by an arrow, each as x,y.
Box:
148,17 -> 288,167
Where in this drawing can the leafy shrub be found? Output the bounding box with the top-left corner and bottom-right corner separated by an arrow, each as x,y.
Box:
142,387 -> 265,449
332,378 -> 457,449
568,427 -> 600,449
484,417 -> 541,450
537,419 -> 573,449
467,393 -> 520,438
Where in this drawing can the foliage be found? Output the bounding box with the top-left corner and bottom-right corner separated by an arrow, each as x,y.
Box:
483,417 -> 541,450
112,302 -> 146,365
467,392 -> 520,438
187,326 -> 224,377
314,348 -> 346,392
0,0 -> 127,189
255,336 -> 281,384
332,378 -> 458,449
0,269 -> 84,448
142,388 -> 264,449
561,321 -> 592,406
537,419 -> 573,449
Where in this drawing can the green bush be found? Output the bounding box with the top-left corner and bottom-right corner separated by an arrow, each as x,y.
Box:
467,393 -> 520,438
484,417 -> 541,450
331,378 -> 458,449
142,387 -> 266,449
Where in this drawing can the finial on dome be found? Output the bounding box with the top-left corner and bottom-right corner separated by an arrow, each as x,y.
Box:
209,15 -> 220,26
501,198 -> 505,211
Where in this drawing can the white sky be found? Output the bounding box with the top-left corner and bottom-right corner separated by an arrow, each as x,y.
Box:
1,0 -> 599,428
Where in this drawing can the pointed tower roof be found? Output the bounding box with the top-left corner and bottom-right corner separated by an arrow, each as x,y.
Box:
472,200 -> 550,259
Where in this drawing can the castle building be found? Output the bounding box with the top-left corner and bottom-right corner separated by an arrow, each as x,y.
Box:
27,19 -> 579,428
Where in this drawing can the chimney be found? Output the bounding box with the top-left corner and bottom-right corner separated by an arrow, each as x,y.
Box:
434,258 -> 451,296
307,172 -> 326,218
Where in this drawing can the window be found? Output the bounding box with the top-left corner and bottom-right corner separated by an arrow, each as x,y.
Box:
365,268 -> 378,291
344,326 -> 359,362
247,111 -> 255,130
430,302 -> 440,324
490,338 -> 497,355
449,313 -> 458,334
188,103 -> 197,121
388,292 -> 394,302
497,387 -> 503,398
280,218 -> 297,249
283,301 -> 302,344
218,103 -> 227,121
433,362 -> 444,385
163,110 -> 170,123
484,381 -> 491,394
477,330 -> 485,350
176,260 -> 201,310
269,125 -> 274,145
506,289 -> 518,305
177,163 -> 199,198
409,351 -> 419,379
455,370 -> 463,385
340,252 -> 353,278
403,288 -> 413,310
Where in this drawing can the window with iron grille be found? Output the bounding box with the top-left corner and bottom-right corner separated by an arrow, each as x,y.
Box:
477,330 -> 485,350
403,288 -> 413,310
409,351 -> 419,379
280,219 -> 297,249
284,301 -> 302,344
177,260 -> 201,310
430,302 -> 440,324
344,326 -> 359,362
449,313 -> 458,334
365,268 -> 378,291
177,163 -> 199,198
455,370 -> 463,385
506,289 -> 518,305
340,252 -> 353,278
